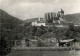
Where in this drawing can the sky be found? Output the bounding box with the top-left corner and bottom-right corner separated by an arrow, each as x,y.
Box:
0,0 -> 80,20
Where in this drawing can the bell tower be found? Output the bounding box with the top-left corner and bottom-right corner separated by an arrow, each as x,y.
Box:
58,9 -> 64,18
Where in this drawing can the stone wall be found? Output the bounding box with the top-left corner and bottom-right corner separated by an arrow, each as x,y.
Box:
7,47 -> 80,56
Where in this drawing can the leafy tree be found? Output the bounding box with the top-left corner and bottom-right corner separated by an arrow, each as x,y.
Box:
24,22 -> 31,27
65,23 -> 80,41
36,25 -> 47,37
30,26 -> 37,36
68,23 -> 74,31
37,39 -> 44,47
0,29 -> 12,56
40,32 -> 55,40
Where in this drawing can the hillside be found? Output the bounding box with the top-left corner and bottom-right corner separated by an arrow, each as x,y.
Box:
64,13 -> 80,25
0,9 -> 23,29
0,9 -> 23,56
24,18 -> 38,23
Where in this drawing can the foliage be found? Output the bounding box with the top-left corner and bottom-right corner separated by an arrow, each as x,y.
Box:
65,23 -> 80,41
0,29 -> 14,56
37,39 -> 45,47
64,13 -> 80,24
0,9 -> 22,56
35,25 -> 47,37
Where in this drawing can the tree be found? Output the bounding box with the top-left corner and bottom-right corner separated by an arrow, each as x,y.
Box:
40,32 -> 56,40
0,31 -> 12,56
36,25 -> 47,37
68,23 -> 74,31
65,23 -> 80,41
52,28 -> 67,40
24,22 -> 31,27
37,39 -> 44,47
30,26 -> 37,36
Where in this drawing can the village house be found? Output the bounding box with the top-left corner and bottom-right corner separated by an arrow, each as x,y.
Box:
74,42 -> 80,48
42,38 -> 59,47
15,38 -> 38,47
29,39 -> 38,47
31,18 -> 46,26
59,39 -> 76,47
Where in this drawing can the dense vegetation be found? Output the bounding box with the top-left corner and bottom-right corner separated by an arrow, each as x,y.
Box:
16,23 -> 80,47
64,13 -> 80,24
24,24 -> 80,40
0,9 -> 23,56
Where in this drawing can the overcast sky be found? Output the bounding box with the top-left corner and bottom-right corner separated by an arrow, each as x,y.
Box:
0,0 -> 80,20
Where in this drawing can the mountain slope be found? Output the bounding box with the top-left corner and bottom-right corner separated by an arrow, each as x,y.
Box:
64,13 -> 80,24
0,9 -> 23,29
24,18 -> 38,23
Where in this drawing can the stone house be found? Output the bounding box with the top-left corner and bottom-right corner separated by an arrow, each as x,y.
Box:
59,39 -> 75,47
43,38 -> 59,47
31,18 -> 46,26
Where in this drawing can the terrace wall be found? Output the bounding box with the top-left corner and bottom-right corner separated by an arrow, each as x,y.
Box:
7,47 -> 80,56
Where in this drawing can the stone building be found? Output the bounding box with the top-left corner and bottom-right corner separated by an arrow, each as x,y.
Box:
43,38 -> 59,47
31,18 -> 46,26
45,9 -> 64,24
45,12 -> 58,23
59,39 -> 75,47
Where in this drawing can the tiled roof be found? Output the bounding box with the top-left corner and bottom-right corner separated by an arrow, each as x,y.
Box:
60,39 -> 74,42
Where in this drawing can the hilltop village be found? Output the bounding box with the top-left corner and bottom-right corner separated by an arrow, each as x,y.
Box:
13,9 -> 80,48
31,9 -> 72,27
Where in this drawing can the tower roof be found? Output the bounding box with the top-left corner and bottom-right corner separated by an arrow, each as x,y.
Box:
58,9 -> 64,14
